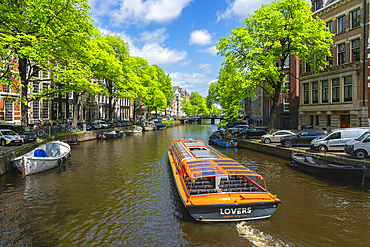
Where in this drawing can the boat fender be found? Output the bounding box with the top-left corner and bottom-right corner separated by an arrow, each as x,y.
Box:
69,152 -> 71,157
58,159 -> 62,166
62,157 -> 66,164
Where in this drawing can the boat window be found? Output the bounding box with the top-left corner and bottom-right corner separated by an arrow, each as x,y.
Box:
183,142 -> 205,147
191,150 -> 219,158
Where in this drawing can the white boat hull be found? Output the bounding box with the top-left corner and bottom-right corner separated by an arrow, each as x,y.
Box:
12,141 -> 71,176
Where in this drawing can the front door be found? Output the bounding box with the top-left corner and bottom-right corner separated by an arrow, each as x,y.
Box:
340,115 -> 350,128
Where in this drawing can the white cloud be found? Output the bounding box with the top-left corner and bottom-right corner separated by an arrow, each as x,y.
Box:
216,0 -> 273,22
132,44 -> 187,65
98,27 -> 187,65
196,46 -> 218,56
169,72 -> 214,96
139,27 -> 169,44
90,0 -> 193,26
189,30 -> 213,45
198,63 -> 213,74
179,60 -> 192,67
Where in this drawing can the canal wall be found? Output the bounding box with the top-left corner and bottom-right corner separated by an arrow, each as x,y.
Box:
229,137 -> 370,178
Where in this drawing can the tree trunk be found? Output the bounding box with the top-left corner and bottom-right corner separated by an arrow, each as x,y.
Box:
72,93 -> 79,126
18,57 -> 29,126
267,83 -> 282,134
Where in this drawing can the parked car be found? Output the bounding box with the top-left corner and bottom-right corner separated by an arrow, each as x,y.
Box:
103,119 -> 116,128
344,131 -> 370,158
0,129 -> 24,146
261,130 -> 295,144
280,130 -> 326,147
0,125 -> 36,143
113,120 -> 124,127
77,122 -> 92,131
89,122 -> 102,130
310,128 -> 370,152
122,121 -> 133,126
226,120 -> 248,128
92,120 -> 108,129
233,127 -> 267,139
227,124 -> 249,134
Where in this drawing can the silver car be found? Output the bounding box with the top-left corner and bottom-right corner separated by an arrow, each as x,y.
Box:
261,130 -> 295,144
0,129 -> 24,146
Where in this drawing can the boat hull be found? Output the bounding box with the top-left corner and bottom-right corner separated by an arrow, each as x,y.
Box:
186,201 -> 279,222
213,140 -> 238,148
292,153 -> 367,185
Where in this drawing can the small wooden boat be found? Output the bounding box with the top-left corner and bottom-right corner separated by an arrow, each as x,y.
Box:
97,130 -> 124,140
143,122 -> 156,131
213,139 -> 238,148
208,130 -> 226,145
291,152 -> 367,185
124,126 -> 143,134
12,141 -> 71,176
168,138 -> 281,222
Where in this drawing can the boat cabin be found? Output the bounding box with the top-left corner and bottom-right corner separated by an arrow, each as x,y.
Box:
169,139 -> 268,197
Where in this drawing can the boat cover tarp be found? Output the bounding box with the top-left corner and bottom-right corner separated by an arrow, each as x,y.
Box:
34,149 -> 48,157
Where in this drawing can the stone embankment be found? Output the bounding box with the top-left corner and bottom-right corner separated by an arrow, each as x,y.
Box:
226,136 -> 370,178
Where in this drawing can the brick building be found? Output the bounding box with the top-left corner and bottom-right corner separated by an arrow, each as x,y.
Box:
299,0 -> 369,129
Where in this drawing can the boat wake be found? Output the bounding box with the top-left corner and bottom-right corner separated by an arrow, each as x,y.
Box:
236,222 -> 291,247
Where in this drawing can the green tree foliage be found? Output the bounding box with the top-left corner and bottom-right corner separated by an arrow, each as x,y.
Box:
217,0 -> 333,132
182,92 -> 209,115
0,0 -> 96,125
206,82 -> 220,108
217,60 -> 251,122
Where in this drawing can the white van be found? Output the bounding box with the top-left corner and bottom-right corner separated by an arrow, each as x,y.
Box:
344,131 -> 370,158
310,128 -> 370,152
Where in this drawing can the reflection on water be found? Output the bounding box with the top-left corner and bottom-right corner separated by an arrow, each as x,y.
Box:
0,122 -> 369,246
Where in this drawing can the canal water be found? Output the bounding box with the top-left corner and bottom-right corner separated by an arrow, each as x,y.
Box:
1,122 -> 369,246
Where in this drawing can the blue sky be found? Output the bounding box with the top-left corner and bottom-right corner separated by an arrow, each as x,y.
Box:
88,0 -> 274,97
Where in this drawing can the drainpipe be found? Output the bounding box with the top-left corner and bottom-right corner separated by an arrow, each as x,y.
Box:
363,0 -> 367,108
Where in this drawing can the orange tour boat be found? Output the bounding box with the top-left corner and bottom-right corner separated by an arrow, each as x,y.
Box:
168,138 -> 282,222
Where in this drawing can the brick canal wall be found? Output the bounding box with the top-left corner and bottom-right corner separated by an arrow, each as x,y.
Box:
228,138 -> 370,178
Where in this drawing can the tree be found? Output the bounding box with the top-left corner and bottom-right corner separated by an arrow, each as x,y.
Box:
217,60 -> 251,122
0,0 -> 96,125
217,0 -> 333,132
188,92 -> 209,115
181,99 -> 194,115
206,82 -> 221,109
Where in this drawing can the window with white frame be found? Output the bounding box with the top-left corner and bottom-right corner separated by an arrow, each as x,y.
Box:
33,83 -> 39,94
338,15 -> 346,33
42,101 -> 49,118
303,83 -> 309,104
338,43 -> 345,65
62,102 -> 66,118
2,84 -> 9,93
351,39 -> 360,62
344,76 -> 352,102
283,97 -> 289,111
69,104 -> 73,119
42,70 -> 48,79
322,80 -> 328,103
5,101 -> 13,121
332,78 -> 340,102
284,55 -> 289,68
33,101 -> 40,119
351,9 -> 360,29
312,82 -> 318,104
314,0 -> 321,11
284,75 -> 290,92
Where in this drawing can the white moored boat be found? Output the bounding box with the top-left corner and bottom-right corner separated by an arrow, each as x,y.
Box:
12,141 -> 71,176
